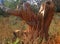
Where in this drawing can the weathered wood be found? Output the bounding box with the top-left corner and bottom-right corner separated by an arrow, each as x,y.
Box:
0,1 -> 55,44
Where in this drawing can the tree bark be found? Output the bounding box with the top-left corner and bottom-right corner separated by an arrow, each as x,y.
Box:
0,1 -> 55,44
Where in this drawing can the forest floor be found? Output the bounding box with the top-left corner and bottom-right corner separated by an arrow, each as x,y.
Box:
0,13 -> 60,44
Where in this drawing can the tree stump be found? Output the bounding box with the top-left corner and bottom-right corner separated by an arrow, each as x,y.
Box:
0,1 -> 55,44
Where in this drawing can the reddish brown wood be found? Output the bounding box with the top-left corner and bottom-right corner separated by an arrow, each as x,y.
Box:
5,1 -> 55,44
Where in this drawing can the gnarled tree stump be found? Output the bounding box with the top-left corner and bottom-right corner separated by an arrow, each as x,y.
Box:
0,1 -> 55,44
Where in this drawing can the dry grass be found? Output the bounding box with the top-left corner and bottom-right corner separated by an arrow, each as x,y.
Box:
0,13 -> 60,44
